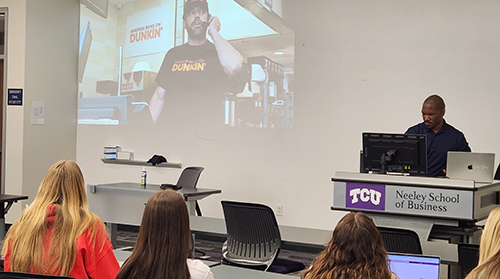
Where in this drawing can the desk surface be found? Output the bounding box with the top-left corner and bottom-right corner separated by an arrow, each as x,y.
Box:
89,182 -> 221,197
0,194 -> 28,218
0,194 -> 28,239
88,182 -> 222,200
0,194 -> 28,203
211,265 -> 300,279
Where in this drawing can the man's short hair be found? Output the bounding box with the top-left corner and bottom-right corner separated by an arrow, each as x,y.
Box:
183,0 -> 209,20
424,94 -> 445,111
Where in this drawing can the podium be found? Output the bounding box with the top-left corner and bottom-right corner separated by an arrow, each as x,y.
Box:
331,172 -> 500,264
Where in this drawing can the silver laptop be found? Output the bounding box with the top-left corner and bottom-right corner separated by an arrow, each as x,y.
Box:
446,152 -> 495,182
387,253 -> 440,279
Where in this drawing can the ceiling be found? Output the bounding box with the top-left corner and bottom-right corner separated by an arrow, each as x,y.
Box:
108,0 -> 136,5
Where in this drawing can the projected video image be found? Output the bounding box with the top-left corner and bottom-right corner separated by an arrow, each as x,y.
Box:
78,0 -> 295,128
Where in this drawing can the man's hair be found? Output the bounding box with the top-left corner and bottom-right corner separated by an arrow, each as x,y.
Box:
3,160 -> 105,275
424,94 -> 445,111
301,212 -> 393,279
466,206 -> 500,279
116,189 -> 192,279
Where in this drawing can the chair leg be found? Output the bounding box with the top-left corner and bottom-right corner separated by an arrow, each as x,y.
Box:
195,201 -> 202,216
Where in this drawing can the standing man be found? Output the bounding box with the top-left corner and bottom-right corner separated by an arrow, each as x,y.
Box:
405,95 -> 471,177
149,0 -> 243,125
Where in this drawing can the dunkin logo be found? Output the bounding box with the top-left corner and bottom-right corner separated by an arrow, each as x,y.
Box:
172,59 -> 207,72
345,183 -> 386,211
129,23 -> 164,43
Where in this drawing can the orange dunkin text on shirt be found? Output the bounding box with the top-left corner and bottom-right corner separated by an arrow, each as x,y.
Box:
171,59 -> 207,72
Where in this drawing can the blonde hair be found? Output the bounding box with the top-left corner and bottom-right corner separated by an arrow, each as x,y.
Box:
1,160 -> 106,275
466,206 -> 500,279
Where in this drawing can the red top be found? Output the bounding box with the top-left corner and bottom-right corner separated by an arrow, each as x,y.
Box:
5,205 -> 120,279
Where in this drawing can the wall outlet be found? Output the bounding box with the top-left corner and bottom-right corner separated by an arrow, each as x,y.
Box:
276,205 -> 283,216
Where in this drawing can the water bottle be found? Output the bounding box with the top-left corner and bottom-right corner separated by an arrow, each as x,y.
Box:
140,167 -> 147,187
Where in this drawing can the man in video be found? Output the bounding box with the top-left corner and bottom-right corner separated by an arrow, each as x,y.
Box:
149,0 -> 243,126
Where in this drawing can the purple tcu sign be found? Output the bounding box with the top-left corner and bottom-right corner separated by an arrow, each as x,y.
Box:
346,183 -> 386,211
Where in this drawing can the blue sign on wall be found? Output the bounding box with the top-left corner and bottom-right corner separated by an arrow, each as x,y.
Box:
8,88 -> 23,106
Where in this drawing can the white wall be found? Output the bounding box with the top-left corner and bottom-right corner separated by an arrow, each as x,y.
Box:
1,0 -> 27,222
2,0 -> 79,223
75,0 -> 500,232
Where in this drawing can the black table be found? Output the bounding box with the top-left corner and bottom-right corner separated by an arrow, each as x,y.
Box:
0,194 -> 28,239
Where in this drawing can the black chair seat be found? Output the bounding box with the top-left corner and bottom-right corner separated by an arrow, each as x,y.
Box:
161,166 -> 204,216
221,201 -> 305,274
458,243 -> 479,279
377,226 -> 423,255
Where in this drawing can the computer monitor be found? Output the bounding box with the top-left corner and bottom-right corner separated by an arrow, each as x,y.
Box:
362,133 -> 427,175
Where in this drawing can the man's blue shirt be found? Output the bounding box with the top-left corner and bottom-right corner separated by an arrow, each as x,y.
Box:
405,120 -> 471,177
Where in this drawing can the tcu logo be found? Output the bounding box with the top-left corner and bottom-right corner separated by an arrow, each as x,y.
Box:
350,188 -> 382,206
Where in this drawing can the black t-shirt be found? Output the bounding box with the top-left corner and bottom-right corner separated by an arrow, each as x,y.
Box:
155,42 -> 230,126
156,41 -> 229,94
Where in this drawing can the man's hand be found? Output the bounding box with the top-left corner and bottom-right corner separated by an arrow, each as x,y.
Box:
207,16 -> 221,38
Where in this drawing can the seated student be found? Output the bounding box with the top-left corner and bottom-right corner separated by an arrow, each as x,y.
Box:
301,212 -> 396,279
2,160 -> 119,279
465,206 -> 500,279
116,189 -> 213,279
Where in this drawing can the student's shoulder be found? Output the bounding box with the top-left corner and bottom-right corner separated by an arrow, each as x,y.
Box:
187,259 -> 213,279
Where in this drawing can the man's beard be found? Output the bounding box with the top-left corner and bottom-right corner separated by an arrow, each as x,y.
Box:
186,21 -> 208,41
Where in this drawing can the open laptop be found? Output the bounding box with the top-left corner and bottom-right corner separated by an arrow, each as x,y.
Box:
387,253 -> 440,279
446,152 -> 495,183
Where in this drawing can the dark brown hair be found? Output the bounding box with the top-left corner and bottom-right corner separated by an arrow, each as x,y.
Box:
424,94 -> 445,111
301,212 -> 392,279
116,189 -> 191,279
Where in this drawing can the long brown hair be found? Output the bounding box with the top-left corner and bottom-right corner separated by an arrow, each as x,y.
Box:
2,160 -> 105,275
301,212 -> 392,279
465,206 -> 500,279
116,189 -> 191,279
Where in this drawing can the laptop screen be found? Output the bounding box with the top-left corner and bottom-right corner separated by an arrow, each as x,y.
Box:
387,253 -> 440,279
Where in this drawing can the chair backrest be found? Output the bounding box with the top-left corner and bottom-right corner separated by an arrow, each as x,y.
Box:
458,243 -> 480,279
221,201 -> 281,270
377,226 -> 423,255
177,166 -> 204,189
0,272 -> 75,279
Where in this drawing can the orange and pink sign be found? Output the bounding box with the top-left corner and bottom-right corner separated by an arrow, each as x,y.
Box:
124,7 -> 173,58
